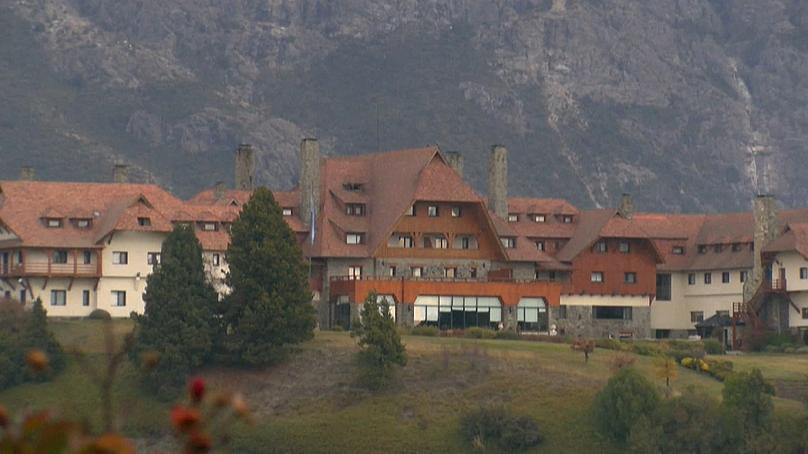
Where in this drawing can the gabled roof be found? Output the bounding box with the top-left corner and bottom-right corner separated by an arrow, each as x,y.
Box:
763,222 -> 808,259
556,210 -> 617,262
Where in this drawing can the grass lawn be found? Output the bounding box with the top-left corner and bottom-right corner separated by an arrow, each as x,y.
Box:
2,321 -> 807,452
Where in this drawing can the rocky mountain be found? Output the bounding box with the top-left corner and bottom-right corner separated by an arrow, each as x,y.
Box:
2,0 -> 807,212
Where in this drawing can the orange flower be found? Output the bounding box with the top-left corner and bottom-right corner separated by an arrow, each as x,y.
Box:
0,404 -> 8,428
186,430 -> 213,453
231,393 -> 249,418
189,378 -> 205,403
25,349 -> 49,372
170,406 -> 200,432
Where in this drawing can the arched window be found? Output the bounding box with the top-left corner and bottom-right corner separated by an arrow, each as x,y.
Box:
517,298 -> 548,333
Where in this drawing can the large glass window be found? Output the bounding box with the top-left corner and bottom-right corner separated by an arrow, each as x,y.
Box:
517,298 -> 548,332
413,295 -> 502,330
656,274 -> 671,301
593,306 -> 632,320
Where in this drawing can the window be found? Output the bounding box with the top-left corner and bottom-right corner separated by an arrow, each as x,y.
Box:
347,266 -> 362,280
716,310 -> 730,317
593,306 -> 632,320
672,246 -> 685,255
46,218 -> 62,228
704,273 -> 712,284
346,233 -> 364,245
112,291 -> 126,307
713,244 -> 722,253
517,298 -> 548,332
690,311 -> 704,323
82,290 -> 90,307
803,308 -> 808,320
83,250 -> 92,264
470,267 -> 478,278
425,235 -> 448,249
591,271 -> 604,283
137,217 -> 151,227
500,237 -> 515,249
801,267 -> 808,280
343,182 -> 363,191
722,271 -> 730,283
507,214 -> 518,222
76,219 -> 91,228
399,235 -> 414,248
562,215 -> 573,224
732,243 -> 742,252
53,250 -> 68,264
451,206 -> 462,217
688,273 -> 696,285
444,267 -> 456,278
346,204 -> 365,216
619,241 -> 630,253
698,245 -> 707,254
413,295 -> 502,330
460,237 -> 471,250
112,251 -> 128,265
740,271 -> 748,282
595,241 -> 607,253
282,208 -> 293,216
212,253 -> 220,267
147,252 -> 161,266
201,222 -> 217,231
19,290 -> 26,304
533,214 -> 546,223
656,274 -> 672,301
624,272 -> 637,284
388,266 -> 397,277
50,290 -> 66,306
427,205 -> 439,217
536,240 -> 545,252
411,267 -> 423,278
405,205 -> 415,216
656,329 -> 671,339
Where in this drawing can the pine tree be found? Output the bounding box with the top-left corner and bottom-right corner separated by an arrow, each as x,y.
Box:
220,187 -> 315,366
0,298 -> 64,389
131,225 -> 219,398
351,291 -> 407,389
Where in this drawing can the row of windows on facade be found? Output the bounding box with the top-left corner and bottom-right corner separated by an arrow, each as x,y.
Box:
590,271 -> 638,284
689,309 -> 731,324
686,270 -> 748,285
48,289 -> 126,307
23,250 -> 219,267
43,217 -> 222,232
506,213 -> 575,224
346,265 -> 478,279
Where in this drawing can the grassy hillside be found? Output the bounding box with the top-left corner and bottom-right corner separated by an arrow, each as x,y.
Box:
1,321 -> 806,452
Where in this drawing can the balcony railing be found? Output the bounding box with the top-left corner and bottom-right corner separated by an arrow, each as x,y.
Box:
766,278 -> 787,292
0,261 -> 100,277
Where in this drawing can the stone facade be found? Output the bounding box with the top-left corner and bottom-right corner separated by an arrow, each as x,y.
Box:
235,143 -> 255,191
298,138 -> 320,226
745,195 -> 779,301
551,306 -> 652,339
112,164 -> 128,183
446,151 -> 464,177
487,145 -> 508,220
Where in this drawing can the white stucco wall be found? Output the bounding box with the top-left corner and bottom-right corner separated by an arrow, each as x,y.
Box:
651,270 -> 746,331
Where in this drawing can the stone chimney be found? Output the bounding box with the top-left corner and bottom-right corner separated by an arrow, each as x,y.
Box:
19,166 -> 35,181
618,193 -> 634,219
112,164 -> 128,183
235,144 -> 255,191
446,151 -> 464,177
488,145 -> 508,219
214,181 -> 226,200
299,138 -> 321,226
744,194 -> 780,301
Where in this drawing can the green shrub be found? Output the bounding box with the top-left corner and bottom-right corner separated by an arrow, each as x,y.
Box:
351,292 -> 407,390
0,299 -> 65,391
87,309 -> 111,320
703,338 -> 726,355
460,406 -> 542,451
763,345 -> 782,353
593,367 -> 660,442
704,359 -> 734,381
797,346 -> 808,355
668,341 -> 705,361
594,338 -> 625,351
409,326 -> 439,337
495,330 -> 520,340
767,332 -> 797,347
722,368 -> 774,430
464,327 -> 497,339
784,347 -> 797,354
630,342 -> 665,356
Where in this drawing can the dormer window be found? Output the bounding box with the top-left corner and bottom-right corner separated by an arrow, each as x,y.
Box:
137,217 -> 151,227
405,205 -> 415,216
343,182 -> 363,192
562,215 -> 573,224
533,214 -> 546,223
536,240 -> 545,252
451,206 -> 462,217
698,245 -> 707,254
595,241 -> 608,253
507,214 -> 518,222
346,204 -> 365,216
76,219 -> 91,229
282,208 -> 293,216
672,246 -> 685,255
427,205 -> 439,217
201,222 -> 217,232
500,237 -> 516,249
346,233 -> 364,245
45,218 -> 62,228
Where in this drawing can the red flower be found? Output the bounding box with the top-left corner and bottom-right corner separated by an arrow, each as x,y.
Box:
189,378 -> 206,403
170,406 -> 200,432
187,430 -> 213,453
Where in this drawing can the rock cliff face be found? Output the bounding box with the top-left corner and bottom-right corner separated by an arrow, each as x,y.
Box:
2,0 -> 807,211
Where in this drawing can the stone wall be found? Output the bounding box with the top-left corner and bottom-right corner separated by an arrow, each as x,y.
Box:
487,145 -> 508,220
298,138 -> 320,226
235,143 -> 255,191
551,305 -> 652,339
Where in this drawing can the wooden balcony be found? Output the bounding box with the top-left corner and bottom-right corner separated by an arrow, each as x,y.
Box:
765,277 -> 787,293
0,251 -> 101,278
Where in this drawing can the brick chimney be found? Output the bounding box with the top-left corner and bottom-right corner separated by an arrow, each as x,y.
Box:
446,151 -> 464,177
618,193 -> 634,219
488,145 -> 508,219
19,166 -> 35,181
299,138 -> 321,226
744,194 -> 780,301
113,164 -> 128,183
214,181 -> 226,200
235,144 -> 255,191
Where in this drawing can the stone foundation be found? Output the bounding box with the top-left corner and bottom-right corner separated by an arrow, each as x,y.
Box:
551,306 -> 651,339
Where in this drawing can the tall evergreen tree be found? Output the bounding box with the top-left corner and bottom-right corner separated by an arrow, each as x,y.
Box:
0,298 -> 64,390
220,187 -> 315,366
351,291 -> 407,389
131,225 -> 218,398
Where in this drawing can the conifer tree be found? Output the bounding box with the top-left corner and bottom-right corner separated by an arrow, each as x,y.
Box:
351,291 -> 407,388
131,225 -> 218,398
0,297 -> 64,389
220,187 -> 315,366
